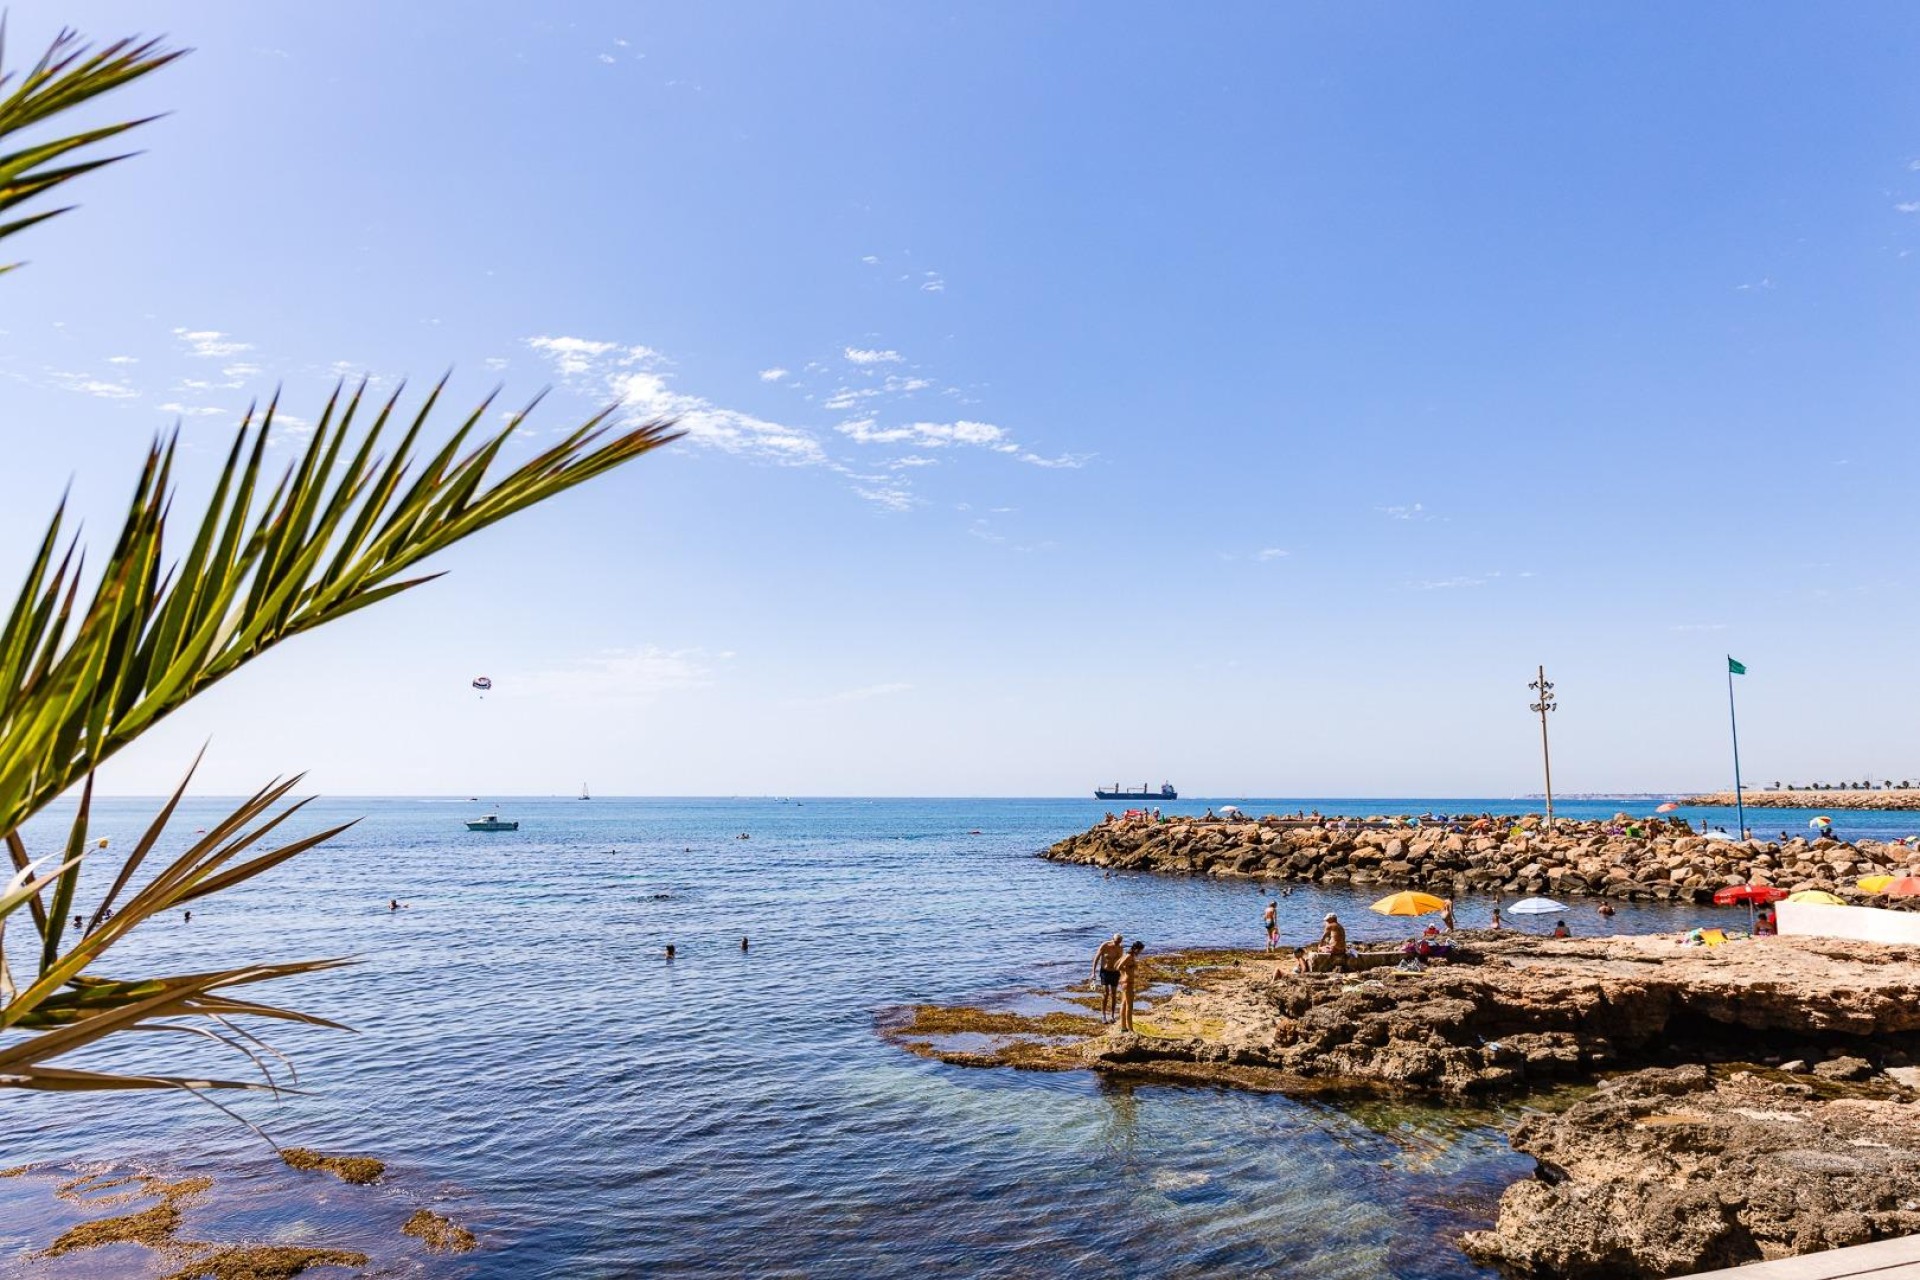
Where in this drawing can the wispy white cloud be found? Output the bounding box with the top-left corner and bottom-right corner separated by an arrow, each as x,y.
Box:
822,387 -> 880,411
529,336 -> 660,379
49,370 -> 138,400
515,645 -> 719,704
1670,623 -> 1728,632
158,401 -> 227,418
851,485 -> 916,512
173,328 -> 251,359
1256,548 -> 1289,561
1416,576 -> 1484,590
528,332 -> 1083,502
1380,502 -> 1427,520
528,336 -> 824,466
861,255 -> 880,265
787,681 -> 912,708
106,355 -> 138,365
921,272 -> 946,293
839,418 -> 1007,448
1898,202 -> 1920,214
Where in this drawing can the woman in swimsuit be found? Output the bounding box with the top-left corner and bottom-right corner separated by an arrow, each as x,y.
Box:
1117,941 -> 1145,1032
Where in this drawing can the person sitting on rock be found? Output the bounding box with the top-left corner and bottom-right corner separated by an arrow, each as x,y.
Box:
1552,920 -> 1571,938
1318,913 -> 1347,963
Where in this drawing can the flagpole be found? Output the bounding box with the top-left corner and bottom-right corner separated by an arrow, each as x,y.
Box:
1727,657 -> 1745,842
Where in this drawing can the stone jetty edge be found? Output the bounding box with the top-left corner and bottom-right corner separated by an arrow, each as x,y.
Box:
1042,812 -> 1919,904
1681,788 -> 1920,811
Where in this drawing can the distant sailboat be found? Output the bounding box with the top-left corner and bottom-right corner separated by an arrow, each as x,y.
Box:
581,782 -> 591,801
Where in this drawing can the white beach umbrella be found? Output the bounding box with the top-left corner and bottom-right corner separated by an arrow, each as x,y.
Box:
1506,897 -> 1567,915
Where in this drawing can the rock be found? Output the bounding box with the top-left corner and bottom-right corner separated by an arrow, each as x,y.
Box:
1813,1055 -> 1874,1082
1461,1066 -> 1920,1278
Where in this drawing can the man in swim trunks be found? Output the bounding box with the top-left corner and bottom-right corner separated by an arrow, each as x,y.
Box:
1092,933 -> 1125,1022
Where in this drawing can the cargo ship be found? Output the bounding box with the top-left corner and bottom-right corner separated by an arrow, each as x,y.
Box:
1094,782 -> 1177,801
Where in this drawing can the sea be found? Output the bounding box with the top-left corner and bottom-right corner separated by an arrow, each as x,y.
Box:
4,794 -> 1915,1278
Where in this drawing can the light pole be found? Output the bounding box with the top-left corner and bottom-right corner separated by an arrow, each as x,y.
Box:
1529,665 -> 1557,831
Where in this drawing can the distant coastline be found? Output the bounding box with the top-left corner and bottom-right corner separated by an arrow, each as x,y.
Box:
1681,789 -> 1920,812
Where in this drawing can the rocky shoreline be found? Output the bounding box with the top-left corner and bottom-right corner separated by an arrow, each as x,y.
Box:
1043,812 -> 1920,904
883,933 -> 1920,1278
1682,789 -> 1920,811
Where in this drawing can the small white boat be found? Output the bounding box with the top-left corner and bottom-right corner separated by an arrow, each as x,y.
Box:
581,782 -> 591,801
466,814 -> 519,832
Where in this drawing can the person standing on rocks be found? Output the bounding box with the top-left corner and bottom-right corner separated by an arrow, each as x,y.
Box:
1092,933 -> 1125,1022
1116,940 -> 1144,1032
1263,900 -> 1279,950
1442,898 -> 1456,932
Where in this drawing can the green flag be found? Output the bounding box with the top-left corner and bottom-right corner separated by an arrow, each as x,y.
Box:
1728,657 -> 1746,675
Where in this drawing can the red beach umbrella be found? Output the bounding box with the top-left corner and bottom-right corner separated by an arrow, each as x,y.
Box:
1883,877 -> 1920,898
1711,884 -> 1788,906
1714,882 -> 1788,931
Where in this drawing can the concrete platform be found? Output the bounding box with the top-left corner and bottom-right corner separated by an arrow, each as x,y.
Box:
1684,1236 -> 1920,1278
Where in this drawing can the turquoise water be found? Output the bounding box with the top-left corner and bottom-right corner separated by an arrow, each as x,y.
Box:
3,795 -> 1907,1277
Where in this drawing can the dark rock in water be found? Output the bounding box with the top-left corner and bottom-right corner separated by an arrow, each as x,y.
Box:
402,1208 -> 477,1253
281,1148 -> 384,1185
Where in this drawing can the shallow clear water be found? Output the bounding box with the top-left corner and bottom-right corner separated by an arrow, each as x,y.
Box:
3,795 -> 1905,1277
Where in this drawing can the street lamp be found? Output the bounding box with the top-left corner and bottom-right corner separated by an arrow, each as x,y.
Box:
1529,666 -> 1556,831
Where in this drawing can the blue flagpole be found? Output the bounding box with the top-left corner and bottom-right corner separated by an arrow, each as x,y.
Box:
1727,658 -> 1745,841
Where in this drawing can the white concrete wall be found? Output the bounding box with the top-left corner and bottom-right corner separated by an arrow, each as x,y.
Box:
1776,899 -> 1920,946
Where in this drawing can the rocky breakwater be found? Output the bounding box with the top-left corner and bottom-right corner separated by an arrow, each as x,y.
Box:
1684,788 -> 1920,811
1044,814 -> 1920,904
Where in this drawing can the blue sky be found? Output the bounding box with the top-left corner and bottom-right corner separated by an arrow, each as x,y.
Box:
6,2 -> 1920,797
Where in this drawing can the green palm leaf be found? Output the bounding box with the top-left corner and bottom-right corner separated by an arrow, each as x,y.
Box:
0,26 -> 181,268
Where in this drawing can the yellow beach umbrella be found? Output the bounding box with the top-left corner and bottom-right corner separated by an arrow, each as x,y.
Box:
1787,890 -> 1845,905
1858,874 -> 1896,894
1370,890 -> 1448,917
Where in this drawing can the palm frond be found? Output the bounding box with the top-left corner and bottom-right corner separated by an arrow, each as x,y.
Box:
0,392 -> 680,845
0,27 -> 181,268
